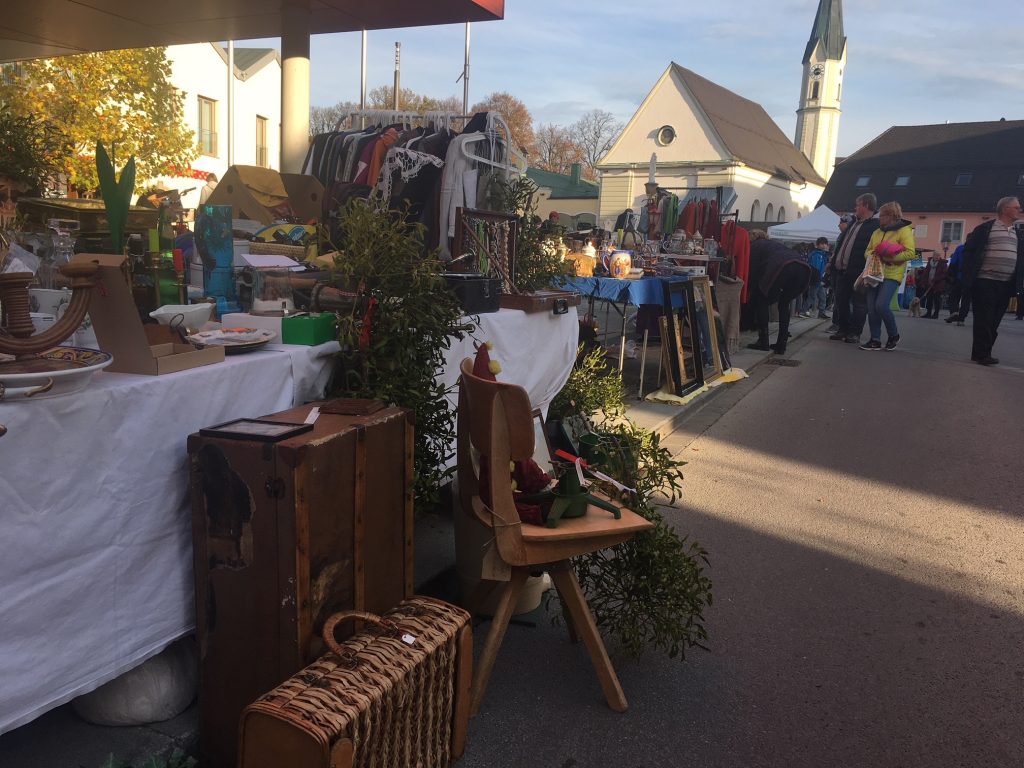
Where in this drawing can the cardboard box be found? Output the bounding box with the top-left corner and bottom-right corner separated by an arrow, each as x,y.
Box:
282,313 -> 337,345
72,254 -> 225,375
205,166 -> 324,225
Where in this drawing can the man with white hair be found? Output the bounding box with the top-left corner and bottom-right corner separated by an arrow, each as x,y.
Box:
960,196 -> 1024,365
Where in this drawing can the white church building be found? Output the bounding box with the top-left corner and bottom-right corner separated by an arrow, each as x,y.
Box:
597,0 -> 845,227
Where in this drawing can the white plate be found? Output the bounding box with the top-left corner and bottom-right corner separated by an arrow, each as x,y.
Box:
0,346 -> 114,401
186,327 -> 277,346
186,327 -> 277,354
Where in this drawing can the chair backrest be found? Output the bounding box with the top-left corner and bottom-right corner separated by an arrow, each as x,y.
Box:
457,358 -> 536,563
458,358 -> 535,462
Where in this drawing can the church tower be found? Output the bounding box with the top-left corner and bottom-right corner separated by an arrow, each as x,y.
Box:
795,0 -> 846,181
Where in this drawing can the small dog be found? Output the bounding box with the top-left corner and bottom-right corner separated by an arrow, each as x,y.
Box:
908,297 -> 922,317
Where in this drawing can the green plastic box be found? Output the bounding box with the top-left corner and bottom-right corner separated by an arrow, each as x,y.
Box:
281,313 -> 337,346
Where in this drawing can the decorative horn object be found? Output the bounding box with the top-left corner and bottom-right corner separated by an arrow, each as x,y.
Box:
0,261 -> 98,358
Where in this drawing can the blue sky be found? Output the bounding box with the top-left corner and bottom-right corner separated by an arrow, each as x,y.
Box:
250,0 -> 1022,157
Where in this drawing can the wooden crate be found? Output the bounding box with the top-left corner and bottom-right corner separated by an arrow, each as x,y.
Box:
188,401 -> 414,768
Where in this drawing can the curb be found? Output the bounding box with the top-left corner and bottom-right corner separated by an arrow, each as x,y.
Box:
635,317 -> 830,442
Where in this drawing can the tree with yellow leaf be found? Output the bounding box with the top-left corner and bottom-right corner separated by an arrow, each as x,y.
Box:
0,48 -> 197,194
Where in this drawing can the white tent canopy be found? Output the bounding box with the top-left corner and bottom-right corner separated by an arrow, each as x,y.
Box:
768,205 -> 840,243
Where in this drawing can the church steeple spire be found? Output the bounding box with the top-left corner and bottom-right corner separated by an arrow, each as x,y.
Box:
795,0 -> 846,181
803,0 -> 846,64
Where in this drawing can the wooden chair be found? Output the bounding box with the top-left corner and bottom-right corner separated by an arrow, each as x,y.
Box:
457,358 -> 654,715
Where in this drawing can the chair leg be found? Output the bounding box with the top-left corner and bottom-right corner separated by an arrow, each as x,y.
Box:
548,564 -> 628,713
464,578 -> 501,620
470,569 -> 528,716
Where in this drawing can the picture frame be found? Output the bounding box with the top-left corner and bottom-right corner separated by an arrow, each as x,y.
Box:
531,409 -> 556,474
199,418 -> 314,442
661,279 -> 704,397
689,275 -> 724,384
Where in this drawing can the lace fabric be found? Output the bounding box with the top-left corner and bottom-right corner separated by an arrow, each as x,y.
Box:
376,148 -> 445,200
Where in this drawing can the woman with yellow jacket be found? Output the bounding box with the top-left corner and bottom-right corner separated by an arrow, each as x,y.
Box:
859,201 -> 916,350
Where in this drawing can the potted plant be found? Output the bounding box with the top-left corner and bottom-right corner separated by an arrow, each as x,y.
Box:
548,346 -> 713,659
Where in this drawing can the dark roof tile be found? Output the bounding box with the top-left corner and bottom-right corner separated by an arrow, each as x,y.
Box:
818,121 -> 1024,213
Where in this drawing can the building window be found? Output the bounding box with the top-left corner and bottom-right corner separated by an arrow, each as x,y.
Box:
750,200 -> 761,221
198,96 -> 217,157
895,175 -> 910,187
256,116 -> 269,167
915,224 -> 929,239
656,125 -> 676,146
954,172 -> 972,186
837,83 -> 841,100
764,203 -> 774,221
810,82 -> 819,100
941,220 -> 965,243
855,176 -> 870,187
777,206 -> 786,222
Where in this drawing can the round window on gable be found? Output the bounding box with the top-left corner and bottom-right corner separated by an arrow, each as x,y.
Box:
656,125 -> 676,146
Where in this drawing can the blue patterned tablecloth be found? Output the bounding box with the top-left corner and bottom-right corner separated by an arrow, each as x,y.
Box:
557,275 -> 690,307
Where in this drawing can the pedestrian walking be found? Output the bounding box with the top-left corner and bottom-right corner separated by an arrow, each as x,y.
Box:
801,237 -> 831,318
829,194 -> 880,344
859,201 -> 916,351
944,244 -> 971,324
961,196 -> 1024,365
918,254 -> 948,318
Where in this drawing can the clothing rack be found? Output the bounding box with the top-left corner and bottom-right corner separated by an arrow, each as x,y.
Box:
337,109 -> 526,174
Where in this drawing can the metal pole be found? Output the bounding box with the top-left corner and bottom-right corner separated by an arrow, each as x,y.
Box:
463,22 -> 471,114
392,42 -> 400,110
227,40 -> 235,166
360,30 -> 367,129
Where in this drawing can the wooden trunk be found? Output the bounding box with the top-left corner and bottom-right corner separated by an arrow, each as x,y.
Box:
188,402 -> 414,768
499,290 -> 581,314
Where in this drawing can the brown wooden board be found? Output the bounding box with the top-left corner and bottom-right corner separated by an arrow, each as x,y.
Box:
188,404 -> 413,768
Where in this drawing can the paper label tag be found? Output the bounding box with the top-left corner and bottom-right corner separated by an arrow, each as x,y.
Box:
481,540 -> 512,581
575,457 -> 589,488
588,468 -> 635,494
304,406 -> 320,424
401,633 -> 417,646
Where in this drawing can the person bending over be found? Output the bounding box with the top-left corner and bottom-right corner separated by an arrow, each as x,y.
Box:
746,230 -> 811,355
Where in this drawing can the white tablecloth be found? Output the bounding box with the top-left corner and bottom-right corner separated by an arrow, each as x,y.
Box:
439,306 -> 580,419
0,342 -> 338,735
0,305 -> 578,735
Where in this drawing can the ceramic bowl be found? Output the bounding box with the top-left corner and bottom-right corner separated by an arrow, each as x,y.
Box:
149,303 -> 213,331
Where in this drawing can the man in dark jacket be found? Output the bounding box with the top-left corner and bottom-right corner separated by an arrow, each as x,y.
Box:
961,196 -> 1024,365
829,193 -> 880,343
944,244 -> 971,324
917,255 -> 948,318
746,232 -> 811,355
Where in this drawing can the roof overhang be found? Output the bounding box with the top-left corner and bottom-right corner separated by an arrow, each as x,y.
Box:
0,0 -> 504,63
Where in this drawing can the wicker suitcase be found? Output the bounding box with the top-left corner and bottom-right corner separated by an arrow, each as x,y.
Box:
238,597 -> 473,768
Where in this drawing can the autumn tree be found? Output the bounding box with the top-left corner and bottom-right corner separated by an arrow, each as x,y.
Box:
310,101 -> 359,135
534,123 -> 584,176
470,91 -> 535,159
569,109 -> 624,180
0,48 -> 196,193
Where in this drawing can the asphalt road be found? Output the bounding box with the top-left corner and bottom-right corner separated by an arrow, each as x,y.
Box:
460,310 -> 1024,768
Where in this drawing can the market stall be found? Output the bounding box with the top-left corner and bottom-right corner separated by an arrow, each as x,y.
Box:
0,342 -> 337,734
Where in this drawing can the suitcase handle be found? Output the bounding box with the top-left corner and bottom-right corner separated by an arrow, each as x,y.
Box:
322,611 -> 401,665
